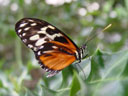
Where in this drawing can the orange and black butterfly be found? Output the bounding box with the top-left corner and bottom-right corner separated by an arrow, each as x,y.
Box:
15,18 -> 87,77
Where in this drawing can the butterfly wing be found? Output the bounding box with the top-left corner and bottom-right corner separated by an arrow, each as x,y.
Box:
38,43 -> 76,77
15,18 -> 79,77
15,18 -> 79,51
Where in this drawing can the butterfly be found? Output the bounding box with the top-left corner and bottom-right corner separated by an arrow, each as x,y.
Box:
15,18 -> 87,77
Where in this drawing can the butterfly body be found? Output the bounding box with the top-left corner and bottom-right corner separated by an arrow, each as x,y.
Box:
15,18 -> 86,77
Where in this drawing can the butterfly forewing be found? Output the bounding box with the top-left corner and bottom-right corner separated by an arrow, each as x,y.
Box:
15,18 -> 79,77
15,18 -> 78,51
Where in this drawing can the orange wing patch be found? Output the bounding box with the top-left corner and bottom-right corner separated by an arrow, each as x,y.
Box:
39,51 -> 76,70
39,36 -> 78,71
50,36 -> 78,53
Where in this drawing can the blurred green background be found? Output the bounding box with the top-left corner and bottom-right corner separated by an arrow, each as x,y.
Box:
0,0 -> 128,96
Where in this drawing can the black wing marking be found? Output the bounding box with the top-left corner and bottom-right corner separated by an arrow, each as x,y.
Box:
15,18 -> 78,52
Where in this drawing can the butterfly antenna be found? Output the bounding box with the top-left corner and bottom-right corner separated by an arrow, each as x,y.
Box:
84,24 -> 112,45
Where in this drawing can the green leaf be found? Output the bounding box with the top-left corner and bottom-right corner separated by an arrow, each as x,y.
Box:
86,49 -> 128,96
70,71 -> 80,96
60,66 -> 73,88
0,80 -> 3,88
41,85 -> 56,96
41,85 -> 70,96
125,0 -> 128,11
70,70 -> 87,96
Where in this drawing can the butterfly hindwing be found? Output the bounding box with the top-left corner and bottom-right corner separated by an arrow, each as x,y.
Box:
39,49 -> 76,70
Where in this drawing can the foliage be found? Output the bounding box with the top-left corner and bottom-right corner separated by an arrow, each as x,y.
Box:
0,0 -> 128,96
1,49 -> 128,96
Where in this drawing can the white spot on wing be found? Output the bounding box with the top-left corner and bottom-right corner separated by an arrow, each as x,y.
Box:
24,27 -> 30,31
20,23 -> 27,27
35,38 -> 46,46
28,44 -> 33,48
28,19 -> 34,22
34,47 -> 37,51
19,35 -> 22,37
23,39 -> 27,42
45,68 -> 48,71
30,35 -> 40,40
48,25 -> 55,29
22,33 -> 26,36
48,70 -> 51,72
43,50 -> 54,53
49,33 -> 62,39
41,27 -> 47,31
52,46 -> 57,49
39,46 -> 44,49
38,30 -> 46,34
37,51 -> 41,55
31,23 -> 37,26
40,64 -> 43,67
18,29 -> 22,33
